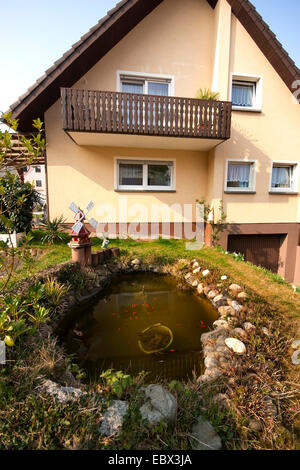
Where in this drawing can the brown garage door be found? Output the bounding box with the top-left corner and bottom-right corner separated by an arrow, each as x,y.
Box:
227,234 -> 281,273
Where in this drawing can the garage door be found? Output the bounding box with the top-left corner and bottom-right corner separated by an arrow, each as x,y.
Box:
227,234 -> 282,273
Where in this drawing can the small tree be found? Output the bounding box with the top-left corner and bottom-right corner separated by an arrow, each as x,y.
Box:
0,112 -> 45,292
0,173 -> 40,233
197,198 -> 228,246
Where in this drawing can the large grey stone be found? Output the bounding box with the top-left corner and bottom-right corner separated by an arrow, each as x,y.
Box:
140,384 -> 177,425
99,400 -> 128,436
39,379 -> 85,404
191,416 -> 222,450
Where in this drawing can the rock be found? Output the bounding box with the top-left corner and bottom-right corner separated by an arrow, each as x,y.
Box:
262,327 -> 270,336
213,319 -> 230,330
231,328 -> 247,339
204,356 -> 219,369
204,286 -> 211,296
212,393 -> 231,410
263,397 -> 277,418
218,306 -> 236,317
185,273 -> 192,280
225,338 -> 246,355
243,322 -> 256,333
291,349 -> 300,365
99,400 -> 128,436
192,280 -> 199,287
249,419 -> 263,432
231,300 -> 243,313
202,270 -> 210,277
193,268 -> 201,274
229,284 -> 243,295
238,292 -> 248,300
201,329 -> 228,345
221,276 -> 228,281
140,385 -> 177,425
131,259 -> 140,266
207,290 -> 219,300
213,295 -> 228,307
292,340 -> 300,350
204,368 -> 223,380
192,262 -> 199,269
191,416 -> 222,450
39,379 -> 85,404
197,283 -> 204,295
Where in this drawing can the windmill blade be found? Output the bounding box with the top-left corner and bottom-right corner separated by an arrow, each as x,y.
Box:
85,201 -> 95,213
72,221 -> 83,235
88,218 -> 98,229
69,202 -> 79,213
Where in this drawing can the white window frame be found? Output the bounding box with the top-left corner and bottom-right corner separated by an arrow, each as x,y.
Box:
114,157 -> 176,192
117,70 -> 175,96
224,159 -> 257,193
229,73 -> 263,112
269,161 -> 299,194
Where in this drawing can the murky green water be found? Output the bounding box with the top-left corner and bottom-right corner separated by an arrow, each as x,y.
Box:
59,273 -> 218,381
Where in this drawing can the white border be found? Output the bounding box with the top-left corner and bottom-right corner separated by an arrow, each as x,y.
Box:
114,156 -> 176,191
229,73 -> 263,112
269,161 -> 299,194
224,159 -> 257,193
116,70 -> 175,96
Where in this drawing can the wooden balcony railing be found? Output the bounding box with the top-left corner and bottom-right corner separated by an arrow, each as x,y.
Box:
61,88 -> 232,140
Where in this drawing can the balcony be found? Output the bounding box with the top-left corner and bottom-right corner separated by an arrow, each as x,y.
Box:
61,88 -> 232,150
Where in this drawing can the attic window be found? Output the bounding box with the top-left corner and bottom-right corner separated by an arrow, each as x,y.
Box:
231,75 -> 262,112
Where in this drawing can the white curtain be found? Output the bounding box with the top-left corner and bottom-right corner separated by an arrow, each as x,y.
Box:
148,82 -> 169,96
232,84 -> 253,107
119,164 -> 143,186
272,166 -> 290,187
121,82 -> 143,94
228,164 -> 250,187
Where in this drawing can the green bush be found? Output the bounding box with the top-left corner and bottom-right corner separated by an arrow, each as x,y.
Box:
0,173 -> 40,234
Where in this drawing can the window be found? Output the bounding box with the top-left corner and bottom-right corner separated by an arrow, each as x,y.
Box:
35,166 -> 41,173
225,161 -> 256,192
35,180 -> 42,188
230,74 -> 262,111
232,81 -> 255,108
118,71 -> 173,96
116,160 -> 174,191
270,163 -> 298,193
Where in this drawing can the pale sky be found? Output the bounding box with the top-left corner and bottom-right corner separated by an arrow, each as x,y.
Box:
0,0 -> 299,115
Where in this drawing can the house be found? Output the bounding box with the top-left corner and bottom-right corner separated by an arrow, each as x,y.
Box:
8,0 -> 300,284
22,165 -> 47,204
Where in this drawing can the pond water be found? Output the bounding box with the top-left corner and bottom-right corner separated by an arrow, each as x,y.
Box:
59,273 -> 218,381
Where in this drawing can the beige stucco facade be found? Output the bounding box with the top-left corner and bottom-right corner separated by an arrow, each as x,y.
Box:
44,0 -> 300,282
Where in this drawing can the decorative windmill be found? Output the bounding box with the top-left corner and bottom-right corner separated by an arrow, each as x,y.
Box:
69,201 -> 98,246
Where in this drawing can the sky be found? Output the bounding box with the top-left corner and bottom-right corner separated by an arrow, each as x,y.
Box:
0,0 -> 299,115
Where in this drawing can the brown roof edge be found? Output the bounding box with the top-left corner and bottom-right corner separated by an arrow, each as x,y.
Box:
9,0 -> 300,131
228,0 -> 300,95
9,0 -> 164,131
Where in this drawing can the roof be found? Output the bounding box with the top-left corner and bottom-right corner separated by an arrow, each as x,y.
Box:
10,0 -> 300,131
3,133 -> 45,167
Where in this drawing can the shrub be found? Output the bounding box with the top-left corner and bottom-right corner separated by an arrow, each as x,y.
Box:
39,216 -> 69,244
0,173 -> 40,233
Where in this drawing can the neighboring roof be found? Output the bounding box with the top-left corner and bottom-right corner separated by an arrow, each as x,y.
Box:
10,0 -> 300,130
3,133 -> 45,166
